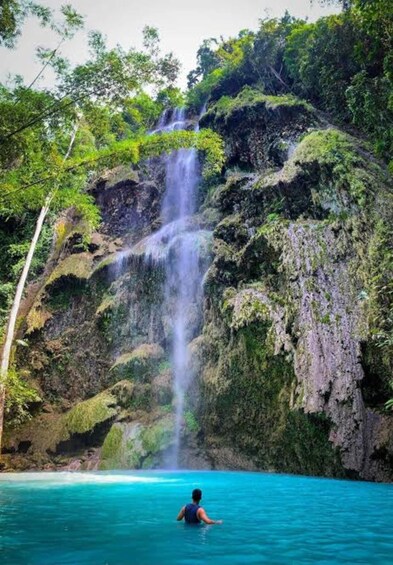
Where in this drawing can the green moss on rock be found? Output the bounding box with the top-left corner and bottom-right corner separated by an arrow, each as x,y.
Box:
63,391 -> 117,436
201,86 -> 317,170
140,417 -> 174,453
291,129 -> 386,210
207,86 -> 314,122
151,370 -> 173,405
227,287 -> 271,330
200,320 -> 341,477
46,253 -> 94,287
4,390 -> 118,455
26,304 -> 52,334
92,252 -> 122,275
110,344 -> 165,381
214,214 -> 248,247
100,423 -> 144,470
100,423 -> 123,461
99,417 -> 174,470
96,294 -> 116,317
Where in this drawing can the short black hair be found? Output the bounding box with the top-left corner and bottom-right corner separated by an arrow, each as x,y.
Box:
192,488 -> 202,502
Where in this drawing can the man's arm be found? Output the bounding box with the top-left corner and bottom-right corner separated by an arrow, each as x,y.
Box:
176,506 -> 185,521
197,507 -> 222,525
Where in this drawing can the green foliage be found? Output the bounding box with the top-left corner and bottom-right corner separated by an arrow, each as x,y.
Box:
285,15 -> 360,120
156,86 -> 185,109
4,368 -> 41,426
187,14 -> 300,109
187,69 -> 225,110
78,128 -> 225,180
188,6 -> 392,163
0,214 -> 53,338
187,38 -> 220,88
346,71 -> 393,159
0,0 -> 52,48
284,6 -> 392,160
57,27 -> 180,105
184,410 -> 200,433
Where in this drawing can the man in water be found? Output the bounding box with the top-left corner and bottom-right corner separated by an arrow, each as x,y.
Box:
176,488 -> 222,525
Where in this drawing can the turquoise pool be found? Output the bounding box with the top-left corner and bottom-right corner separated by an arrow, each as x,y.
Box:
0,470 -> 392,564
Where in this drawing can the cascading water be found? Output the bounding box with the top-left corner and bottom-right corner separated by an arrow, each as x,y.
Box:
133,107 -> 210,467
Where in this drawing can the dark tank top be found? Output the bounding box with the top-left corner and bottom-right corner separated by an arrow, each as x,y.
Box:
184,503 -> 201,524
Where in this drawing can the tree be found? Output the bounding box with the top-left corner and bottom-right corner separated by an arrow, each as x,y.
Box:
0,126 -> 223,455
0,17 -> 222,451
187,38 -> 220,88
0,1 -> 48,47
312,0 -> 352,10
0,98 -> 96,451
0,2 -> 84,48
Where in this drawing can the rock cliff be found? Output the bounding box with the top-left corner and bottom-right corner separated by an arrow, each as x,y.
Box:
3,90 -> 393,481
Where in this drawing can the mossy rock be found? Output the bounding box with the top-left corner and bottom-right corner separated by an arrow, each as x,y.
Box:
252,128 -> 388,218
26,304 -> 52,334
100,422 -> 144,469
110,344 -> 165,381
99,416 -> 174,470
46,253 -> 94,288
201,86 -> 318,170
210,239 -> 240,286
109,378 -> 152,411
214,173 -> 256,215
109,380 -> 135,407
4,390 -> 118,455
96,165 -> 139,189
200,322 -> 341,477
54,217 -> 92,256
205,87 -> 315,122
225,287 -> 271,331
151,370 -> 173,405
92,250 -> 131,277
63,391 -> 117,436
214,214 -> 248,247
25,258 -> 93,333
140,417 -> 174,454
95,294 -> 116,317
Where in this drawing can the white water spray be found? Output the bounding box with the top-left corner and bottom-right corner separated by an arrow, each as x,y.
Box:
136,108 -> 208,467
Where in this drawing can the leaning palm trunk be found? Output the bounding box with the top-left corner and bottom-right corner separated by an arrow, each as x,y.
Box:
0,122 -> 79,453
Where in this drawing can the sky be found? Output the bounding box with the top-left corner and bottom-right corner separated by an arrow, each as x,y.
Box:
0,0 -> 339,90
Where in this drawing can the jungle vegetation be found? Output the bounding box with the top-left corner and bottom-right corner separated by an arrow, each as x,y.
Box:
0,0 -> 391,448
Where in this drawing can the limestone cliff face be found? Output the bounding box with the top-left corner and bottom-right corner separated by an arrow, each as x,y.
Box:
3,91 -> 393,481
197,91 -> 393,481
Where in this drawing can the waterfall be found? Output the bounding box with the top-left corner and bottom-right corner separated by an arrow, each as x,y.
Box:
164,114 -> 199,468
139,108 -> 208,467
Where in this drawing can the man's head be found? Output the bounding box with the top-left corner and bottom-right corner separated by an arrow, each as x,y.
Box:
192,488 -> 202,503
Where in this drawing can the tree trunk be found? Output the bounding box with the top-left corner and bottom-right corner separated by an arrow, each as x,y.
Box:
0,198 -> 51,453
0,120 -> 79,454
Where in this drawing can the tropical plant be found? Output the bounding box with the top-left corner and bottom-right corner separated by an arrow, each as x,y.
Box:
0,19 -> 183,450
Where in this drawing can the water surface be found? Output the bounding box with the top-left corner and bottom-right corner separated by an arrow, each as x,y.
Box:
0,470 -> 392,564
